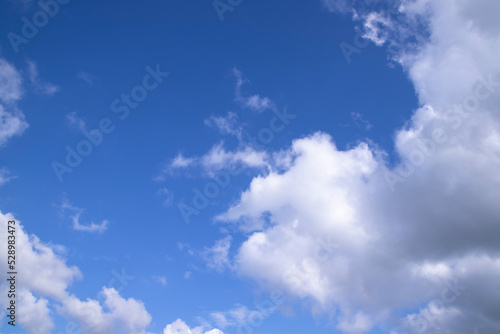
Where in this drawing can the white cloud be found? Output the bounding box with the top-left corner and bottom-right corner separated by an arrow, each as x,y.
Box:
158,187 -> 174,206
202,236 -> 232,273
351,112 -> 373,130
233,68 -> 274,112
60,197 -> 109,234
26,60 -> 59,96
58,288 -> 152,334
0,104 -> 28,146
361,12 -> 391,46
0,167 -> 16,186
201,143 -> 268,173
209,305 -> 250,329
204,112 -> 243,139
0,211 -> 79,333
0,59 -> 28,147
162,143 -> 268,178
154,275 -> 168,286
321,0 -> 354,14
163,319 -> 223,334
337,311 -> 373,334
0,211 -> 154,334
171,153 -> 196,169
65,111 -> 87,132
0,59 -> 23,103
214,2 -> 500,332
77,71 -> 100,87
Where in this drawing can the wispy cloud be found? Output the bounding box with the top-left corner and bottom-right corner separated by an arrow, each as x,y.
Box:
158,143 -> 268,178
65,112 -> 87,132
59,196 -> 109,234
233,68 -> 274,112
351,112 -> 373,130
77,71 -> 100,87
0,58 -> 28,147
26,60 -> 59,96
202,236 -> 232,273
153,275 -> 167,286
158,187 -> 174,206
204,111 -> 243,140
0,167 -> 16,186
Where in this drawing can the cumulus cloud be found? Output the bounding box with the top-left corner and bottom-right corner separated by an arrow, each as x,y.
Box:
58,288 -> 152,334
214,0 -> 500,332
163,319 -> 223,334
0,211 -> 155,334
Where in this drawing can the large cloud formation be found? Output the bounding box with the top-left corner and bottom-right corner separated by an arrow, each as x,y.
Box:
216,0 -> 500,333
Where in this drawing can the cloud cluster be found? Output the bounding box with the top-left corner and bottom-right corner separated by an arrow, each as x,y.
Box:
0,59 -> 28,147
158,69 -> 279,179
0,211 -> 225,334
0,212 -> 148,333
213,0 -> 500,332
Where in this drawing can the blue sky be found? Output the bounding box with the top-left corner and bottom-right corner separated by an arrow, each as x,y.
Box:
1,0 -> 500,333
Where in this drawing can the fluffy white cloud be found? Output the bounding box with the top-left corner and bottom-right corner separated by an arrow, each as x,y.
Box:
163,319 -> 223,334
16,290 -> 54,334
0,211 -> 153,334
58,288 -> 152,334
215,0 -> 500,332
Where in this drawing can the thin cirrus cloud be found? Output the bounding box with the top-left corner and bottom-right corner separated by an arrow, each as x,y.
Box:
77,71 -> 101,87
59,197 -> 109,234
232,67 -> 274,113
0,58 -> 28,147
26,60 -> 60,96
0,167 -> 16,187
